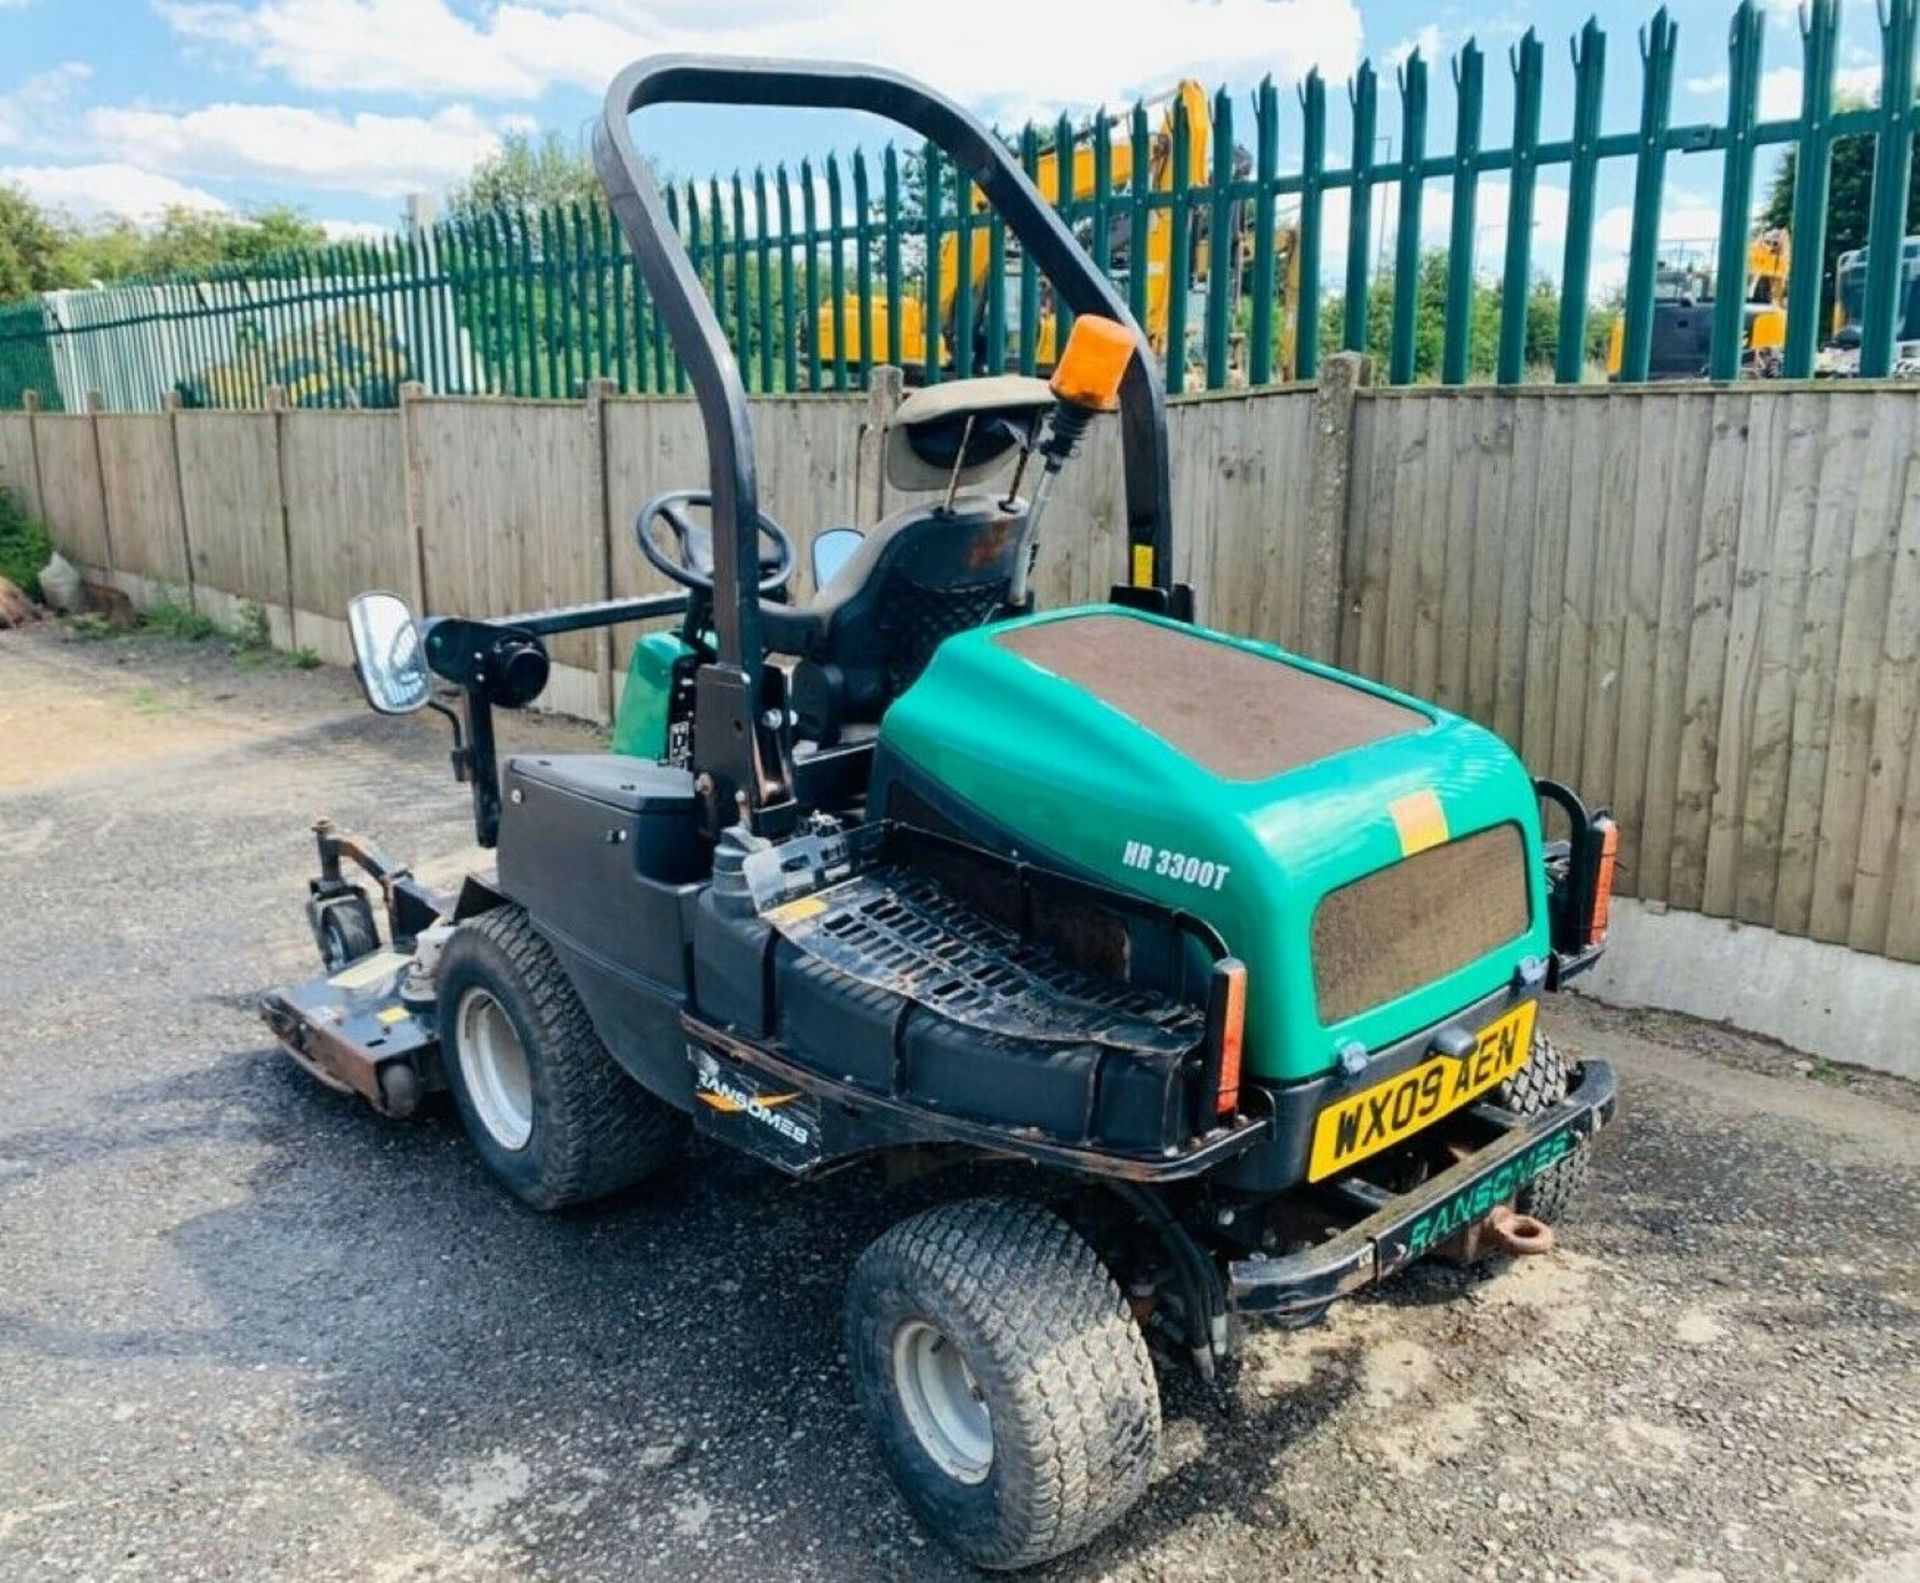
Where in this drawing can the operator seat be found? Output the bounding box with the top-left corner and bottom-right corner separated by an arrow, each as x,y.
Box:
760,375 -> 1055,741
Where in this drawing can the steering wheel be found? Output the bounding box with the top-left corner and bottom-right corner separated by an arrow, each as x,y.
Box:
636,489 -> 795,595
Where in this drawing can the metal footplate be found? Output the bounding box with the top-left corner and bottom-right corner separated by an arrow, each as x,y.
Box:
1228,1060 -> 1618,1323
769,864 -> 1204,1057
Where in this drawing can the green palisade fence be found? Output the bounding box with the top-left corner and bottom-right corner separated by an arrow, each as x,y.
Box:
7,0 -> 1920,410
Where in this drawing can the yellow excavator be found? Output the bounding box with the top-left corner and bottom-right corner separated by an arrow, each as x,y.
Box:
1606,227 -> 1790,379
817,81 -> 1296,379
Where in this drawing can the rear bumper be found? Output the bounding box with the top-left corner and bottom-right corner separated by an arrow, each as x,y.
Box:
1227,1059 -> 1617,1323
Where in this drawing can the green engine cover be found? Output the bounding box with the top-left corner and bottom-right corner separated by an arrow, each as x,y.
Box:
876,606 -> 1550,1084
610,630 -> 690,760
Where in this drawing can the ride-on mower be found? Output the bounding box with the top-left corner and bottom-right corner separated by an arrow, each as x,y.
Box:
262,57 -> 1620,1569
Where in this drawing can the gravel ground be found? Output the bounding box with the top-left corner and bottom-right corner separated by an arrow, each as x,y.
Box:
1,621 -> 1916,1583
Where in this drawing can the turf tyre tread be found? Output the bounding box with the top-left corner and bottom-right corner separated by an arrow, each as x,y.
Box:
845,1196 -> 1160,1570
1493,1030 -> 1589,1223
438,906 -> 683,1210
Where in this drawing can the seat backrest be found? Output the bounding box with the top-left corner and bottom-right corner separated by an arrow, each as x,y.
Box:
788,494 -> 1029,731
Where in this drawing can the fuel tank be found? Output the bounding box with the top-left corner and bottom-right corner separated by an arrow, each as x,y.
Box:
872,606 -> 1550,1084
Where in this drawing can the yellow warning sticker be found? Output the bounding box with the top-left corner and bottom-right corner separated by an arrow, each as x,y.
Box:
377,1005 -> 410,1025
1131,544 -> 1154,587
1388,789 -> 1449,857
766,895 -> 829,926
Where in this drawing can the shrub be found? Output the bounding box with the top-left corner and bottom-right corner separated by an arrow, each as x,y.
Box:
0,487 -> 53,602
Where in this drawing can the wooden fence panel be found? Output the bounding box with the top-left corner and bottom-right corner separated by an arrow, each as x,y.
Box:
33,414 -> 110,571
410,397 -> 605,717
1668,391 -> 1747,911
11,380 -> 1918,966
1201,393 -> 1317,651
174,411 -> 288,640
1809,393 -> 1915,941
603,396 -> 727,679
1337,382 -> 1920,960
1851,434 -> 1920,955
0,412 -> 39,518
602,397 -> 865,668
1702,394 -> 1780,916
97,414 -> 188,592
281,410 -> 409,664
1025,416 -> 1125,611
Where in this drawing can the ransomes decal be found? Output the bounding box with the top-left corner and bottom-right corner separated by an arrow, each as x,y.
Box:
1402,1131 -> 1576,1259
687,1046 -> 825,1175
695,1070 -> 813,1147
1307,1000 -> 1537,1181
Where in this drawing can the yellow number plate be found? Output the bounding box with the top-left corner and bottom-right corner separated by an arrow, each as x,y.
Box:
1308,1001 -> 1537,1182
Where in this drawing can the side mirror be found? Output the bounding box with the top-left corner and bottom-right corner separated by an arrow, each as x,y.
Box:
347,591 -> 430,714
811,526 -> 864,592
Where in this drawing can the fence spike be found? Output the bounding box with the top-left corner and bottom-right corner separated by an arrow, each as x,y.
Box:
1442,39 -> 1485,385
1498,29 -> 1543,384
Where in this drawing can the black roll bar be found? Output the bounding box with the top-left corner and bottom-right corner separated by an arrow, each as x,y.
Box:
593,55 -> 1175,681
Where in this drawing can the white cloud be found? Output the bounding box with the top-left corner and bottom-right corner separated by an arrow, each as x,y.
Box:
0,62 -> 91,148
1385,25 -> 1442,70
159,0 -> 1364,117
1686,64 -> 1882,116
0,162 -> 228,223
82,101 -> 503,196
1588,186 -> 1723,295
321,216 -> 394,242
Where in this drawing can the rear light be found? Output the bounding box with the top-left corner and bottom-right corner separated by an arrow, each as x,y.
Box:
1588,817 -> 1619,945
1206,958 -> 1247,1117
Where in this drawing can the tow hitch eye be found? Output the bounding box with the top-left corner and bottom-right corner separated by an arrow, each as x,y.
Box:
1485,1205 -> 1554,1257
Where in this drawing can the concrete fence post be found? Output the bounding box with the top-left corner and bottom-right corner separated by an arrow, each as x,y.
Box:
856,365 -> 905,527
397,381 -> 429,613
264,386 -> 296,647
586,377 -> 618,721
84,390 -> 115,579
162,390 -> 196,602
18,390 -> 46,523
1304,350 -> 1370,666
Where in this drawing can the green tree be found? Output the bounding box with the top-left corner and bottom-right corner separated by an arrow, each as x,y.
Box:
1313,250 -> 1620,383
446,131 -> 603,220
0,185 -> 82,300
132,206 -> 326,277
1761,94 -> 1920,324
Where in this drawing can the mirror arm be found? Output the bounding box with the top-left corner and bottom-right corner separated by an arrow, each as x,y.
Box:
460,685 -> 502,848
427,695 -> 467,780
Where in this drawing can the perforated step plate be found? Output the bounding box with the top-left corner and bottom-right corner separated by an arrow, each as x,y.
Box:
770,865 -> 1203,1057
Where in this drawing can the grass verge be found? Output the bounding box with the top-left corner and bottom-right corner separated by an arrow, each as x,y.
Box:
67,588 -> 321,669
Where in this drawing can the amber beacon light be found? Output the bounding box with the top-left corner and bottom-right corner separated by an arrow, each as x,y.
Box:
1050,314 -> 1134,411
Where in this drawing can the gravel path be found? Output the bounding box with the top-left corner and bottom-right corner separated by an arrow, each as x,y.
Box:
2,622 -> 1915,1583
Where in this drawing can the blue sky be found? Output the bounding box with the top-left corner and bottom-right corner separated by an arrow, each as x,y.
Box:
0,0 -> 1900,294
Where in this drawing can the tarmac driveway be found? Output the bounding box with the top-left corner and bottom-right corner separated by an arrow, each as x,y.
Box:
1,622 -> 1915,1582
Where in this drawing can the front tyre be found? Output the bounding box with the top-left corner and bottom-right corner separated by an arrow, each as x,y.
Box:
1493,1030 -> 1591,1224
845,1197 -> 1160,1570
314,893 -> 378,970
437,906 -> 684,1210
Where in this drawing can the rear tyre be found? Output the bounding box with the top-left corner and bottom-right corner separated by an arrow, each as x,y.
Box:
845,1197 -> 1160,1570
436,906 -> 684,1210
1493,1030 -> 1590,1224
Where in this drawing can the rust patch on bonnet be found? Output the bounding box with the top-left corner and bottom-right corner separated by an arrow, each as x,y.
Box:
995,612 -> 1427,782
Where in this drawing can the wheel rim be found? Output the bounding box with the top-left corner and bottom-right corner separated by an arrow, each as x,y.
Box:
891,1319 -> 992,1484
455,987 -> 533,1151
